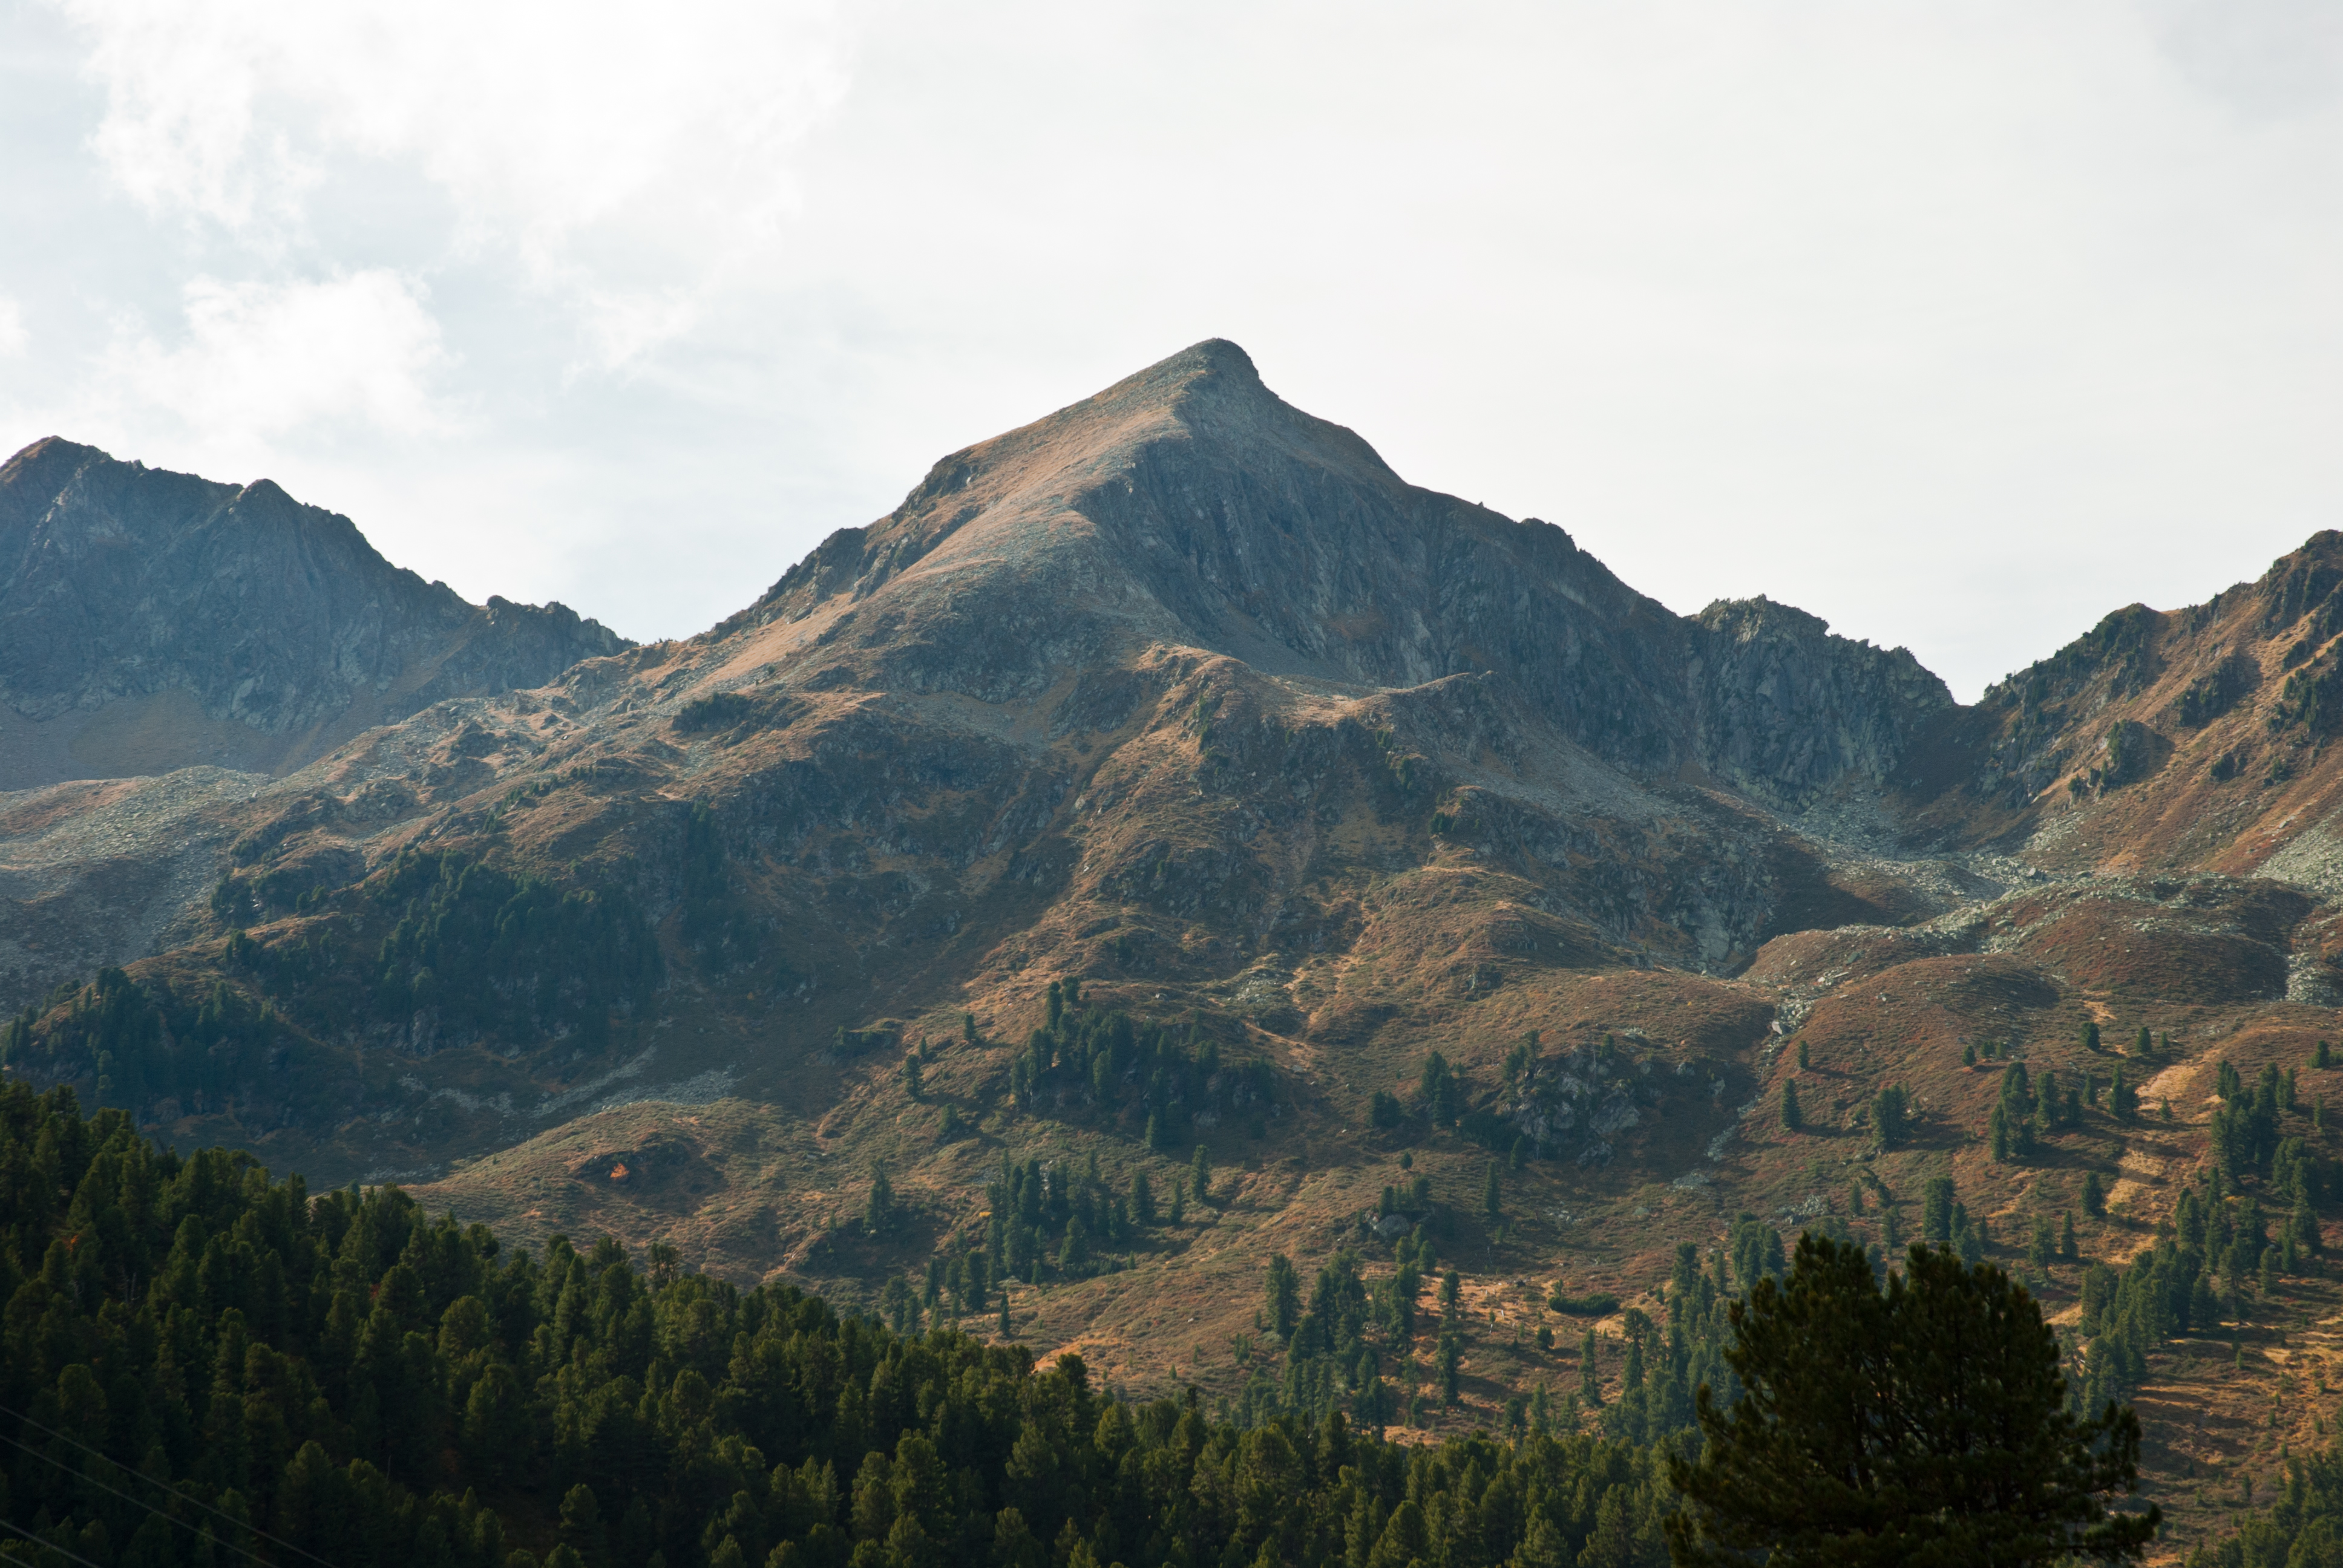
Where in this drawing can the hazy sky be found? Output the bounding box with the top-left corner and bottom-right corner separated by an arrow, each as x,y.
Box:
4,1 -> 2339,701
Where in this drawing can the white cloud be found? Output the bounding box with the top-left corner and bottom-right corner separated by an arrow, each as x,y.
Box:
56,0 -> 851,365
0,296 -> 25,357
102,270 -> 456,441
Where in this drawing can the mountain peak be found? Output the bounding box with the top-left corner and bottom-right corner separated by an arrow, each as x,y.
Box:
0,439 -> 629,789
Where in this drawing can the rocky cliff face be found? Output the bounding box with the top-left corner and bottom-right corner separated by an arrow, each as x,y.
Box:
0,437 -> 629,789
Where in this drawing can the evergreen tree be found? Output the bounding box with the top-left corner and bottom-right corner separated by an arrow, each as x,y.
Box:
1796,1039 -> 1810,1071
867,1161 -> 896,1233
1483,1161 -> 1502,1220
1265,1254 -> 1302,1339
2028,1217 -> 2056,1273
1872,1084 -> 1912,1149
2083,1171 -> 2106,1218
2061,1210 -> 2079,1261
1922,1177 -> 1956,1247
1990,1105 -> 2011,1163
1131,1169 -> 1156,1224
1580,1329 -> 1603,1407
1190,1145 -> 1213,1206
902,1054 -> 923,1099
1667,1236 -> 2158,1565
1781,1081 -> 1803,1132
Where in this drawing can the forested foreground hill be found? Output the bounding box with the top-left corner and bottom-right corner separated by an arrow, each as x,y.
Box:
0,1082 -> 1682,1568
10,1082 -> 2343,1568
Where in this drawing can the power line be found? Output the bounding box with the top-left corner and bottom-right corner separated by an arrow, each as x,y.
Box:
0,1432 -> 293,1568
0,1516 -> 110,1568
0,1406 -> 341,1568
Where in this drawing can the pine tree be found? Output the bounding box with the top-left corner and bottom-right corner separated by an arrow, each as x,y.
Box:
1963,1041 -> 1977,1068
2134,1025 -> 2152,1059
1797,1039 -> 1810,1071
2060,1210 -> 2079,1261
2028,1217 -> 2056,1273
867,1161 -> 896,1233
1990,1105 -> 2011,1163
1169,1179 -> 1186,1224
1665,1236 -> 2158,1564
1872,1084 -> 1911,1149
1190,1145 -> 1213,1206
1131,1169 -> 1156,1224
2110,1065 -> 2137,1125
1922,1177 -> 1956,1247
1580,1329 -> 1603,1408
1781,1081 -> 1803,1132
2082,1171 -> 2106,1218
2317,1039 -> 2333,1070
1483,1161 -> 1503,1221
902,1054 -> 923,1099
1265,1255 -> 1302,1338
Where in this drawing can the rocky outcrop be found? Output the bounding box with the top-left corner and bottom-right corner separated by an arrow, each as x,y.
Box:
1689,596 -> 1955,803
0,437 -> 629,788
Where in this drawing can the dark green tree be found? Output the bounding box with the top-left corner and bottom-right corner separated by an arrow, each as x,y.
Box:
1922,1177 -> 1956,1248
1265,1253 -> 1302,1339
1666,1236 -> 2160,1565
1872,1083 -> 1911,1149
1781,1081 -> 1803,1132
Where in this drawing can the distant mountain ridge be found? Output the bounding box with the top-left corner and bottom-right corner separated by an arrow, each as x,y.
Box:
0,436 -> 629,791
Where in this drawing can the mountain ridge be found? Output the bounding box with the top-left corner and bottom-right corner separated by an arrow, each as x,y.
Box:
7,342 -> 2343,1546
0,435 -> 630,792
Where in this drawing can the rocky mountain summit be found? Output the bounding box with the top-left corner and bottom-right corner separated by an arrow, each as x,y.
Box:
747,341 -> 1951,805
0,436 -> 628,791
9,342 -> 2343,1532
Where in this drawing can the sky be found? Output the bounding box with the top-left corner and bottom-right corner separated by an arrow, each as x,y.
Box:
2,1 -> 2339,702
